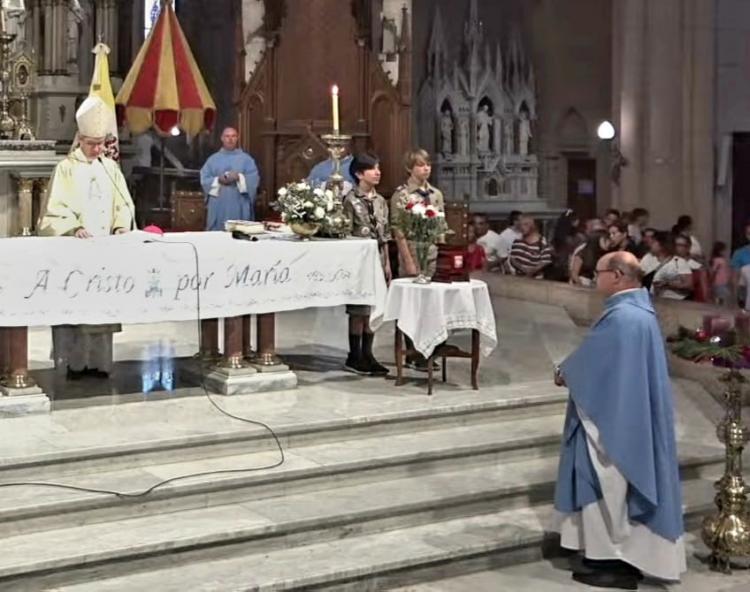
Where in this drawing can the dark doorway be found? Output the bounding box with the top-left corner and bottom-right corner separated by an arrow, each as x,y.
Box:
566,157 -> 597,221
732,133 -> 750,251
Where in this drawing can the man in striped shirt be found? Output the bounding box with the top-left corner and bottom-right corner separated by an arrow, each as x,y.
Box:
506,216 -> 553,278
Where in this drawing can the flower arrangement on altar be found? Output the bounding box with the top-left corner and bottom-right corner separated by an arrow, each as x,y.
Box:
396,200 -> 448,282
274,181 -> 336,238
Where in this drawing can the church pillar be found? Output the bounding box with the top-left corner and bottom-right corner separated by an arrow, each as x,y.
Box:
42,0 -> 54,73
612,0 -> 715,243
106,0 -> 118,72
611,0 -> 646,214
53,0 -> 68,73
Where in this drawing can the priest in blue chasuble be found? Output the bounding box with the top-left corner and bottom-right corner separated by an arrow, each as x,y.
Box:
553,251 -> 685,590
200,127 -> 260,230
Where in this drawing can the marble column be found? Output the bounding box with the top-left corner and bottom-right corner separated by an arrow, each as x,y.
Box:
42,0 -> 54,73
105,0 -> 118,72
220,317 -> 249,369
612,0 -> 715,244
56,0 -> 68,74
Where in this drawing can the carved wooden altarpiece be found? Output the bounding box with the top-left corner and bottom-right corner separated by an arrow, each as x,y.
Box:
237,0 -> 412,216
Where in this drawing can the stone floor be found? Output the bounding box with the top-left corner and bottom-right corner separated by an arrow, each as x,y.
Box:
393,533 -> 750,591
2,296 -> 743,590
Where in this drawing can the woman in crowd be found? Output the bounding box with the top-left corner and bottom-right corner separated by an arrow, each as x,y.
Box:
547,209 -> 582,281
569,230 -> 610,287
607,221 -> 638,255
673,215 -> 703,260
642,231 -> 694,300
710,241 -> 731,306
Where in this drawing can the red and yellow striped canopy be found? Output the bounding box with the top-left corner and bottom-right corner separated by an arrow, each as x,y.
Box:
115,1 -> 216,138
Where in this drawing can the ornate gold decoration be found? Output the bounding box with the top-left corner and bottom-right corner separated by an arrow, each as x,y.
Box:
15,176 -> 34,236
320,133 -> 352,198
217,354 -> 250,370
1,370 -> 36,390
701,369 -> 750,572
289,221 -> 320,239
255,352 -> 282,367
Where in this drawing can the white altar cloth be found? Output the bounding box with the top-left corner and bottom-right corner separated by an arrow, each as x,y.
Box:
382,279 -> 498,358
0,232 -> 387,327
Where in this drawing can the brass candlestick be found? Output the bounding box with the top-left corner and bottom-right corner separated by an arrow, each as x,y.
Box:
15,91 -> 35,141
320,133 -> 352,198
701,369 -> 750,572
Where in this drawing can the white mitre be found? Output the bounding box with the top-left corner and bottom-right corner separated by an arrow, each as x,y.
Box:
76,96 -> 110,138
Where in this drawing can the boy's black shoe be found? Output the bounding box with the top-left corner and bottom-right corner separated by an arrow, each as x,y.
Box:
364,357 -> 389,376
344,354 -> 371,375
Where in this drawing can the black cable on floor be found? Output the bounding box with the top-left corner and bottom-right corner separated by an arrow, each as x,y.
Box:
0,236 -> 286,499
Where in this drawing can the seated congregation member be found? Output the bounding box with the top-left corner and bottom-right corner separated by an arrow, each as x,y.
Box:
710,241 -> 732,306
496,210 -> 523,270
506,216 -> 553,278
730,221 -> 750,307
341,153 -> 391,376
607,221 -> 638,255
554,251 -> 686,590
672,215 -> 703,260
390,148 -> 445,371
675,234 -> 703,270
39,96 -> 136,380
569,230 -> 610,287
603,208 -> 620,227
641,231 -> 694,300
466,224 -> 488,272
200,127 -> 259,230
627,207 -> 650,246
634,227 -> 656,259
548,209 -> 582,282
472,213 -> 502,270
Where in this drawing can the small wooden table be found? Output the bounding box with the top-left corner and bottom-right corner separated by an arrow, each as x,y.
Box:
383,279 -> 497,396
394,328 -> 479,395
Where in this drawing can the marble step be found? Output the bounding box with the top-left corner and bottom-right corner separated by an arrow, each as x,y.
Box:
14,475 -> 718,592
1,385 -> 566,480
0,414 -> 573,537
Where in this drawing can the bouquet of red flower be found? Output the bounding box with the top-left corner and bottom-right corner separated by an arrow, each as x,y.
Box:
397,200 -> 448,281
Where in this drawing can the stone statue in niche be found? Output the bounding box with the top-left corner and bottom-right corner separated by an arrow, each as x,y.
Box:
457,117 -> 469,156
519,110 -> 532,156
476,104 -> 492,153
69,0 -> 94,83
440,109 -> 453,155
503,118 -> 513,155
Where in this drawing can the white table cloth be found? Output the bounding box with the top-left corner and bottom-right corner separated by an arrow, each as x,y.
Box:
381,278 -> 498,358
0,231 -> 387,327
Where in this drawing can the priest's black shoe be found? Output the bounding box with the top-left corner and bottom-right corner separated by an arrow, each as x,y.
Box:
66,366 -> 86,381
84,368 -> 110,379
572,570 -> 639,590
581,558 -> 643,580
344,354 -> 370,375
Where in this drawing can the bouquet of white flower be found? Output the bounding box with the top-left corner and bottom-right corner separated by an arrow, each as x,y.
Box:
396,199 -> 448,281
275,181 -> 334,226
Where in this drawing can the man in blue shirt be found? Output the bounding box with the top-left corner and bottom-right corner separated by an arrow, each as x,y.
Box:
730,221 -> 750,306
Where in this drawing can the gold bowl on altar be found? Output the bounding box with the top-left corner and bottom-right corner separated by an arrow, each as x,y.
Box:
289,222 -> 320,239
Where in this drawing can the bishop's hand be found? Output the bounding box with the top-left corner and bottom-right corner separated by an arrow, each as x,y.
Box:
74,228 -> 93,239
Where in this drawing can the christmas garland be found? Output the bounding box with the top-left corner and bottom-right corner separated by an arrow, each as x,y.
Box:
668,326 -> 748,368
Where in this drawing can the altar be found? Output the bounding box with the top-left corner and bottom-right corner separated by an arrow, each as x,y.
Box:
0,231 -> 387,414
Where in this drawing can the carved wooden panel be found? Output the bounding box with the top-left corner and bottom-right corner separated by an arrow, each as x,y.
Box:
172,191 -> 206,231
238,0 -> 411,215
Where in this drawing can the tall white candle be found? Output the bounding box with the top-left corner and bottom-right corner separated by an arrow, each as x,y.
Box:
331,84 -> 340,134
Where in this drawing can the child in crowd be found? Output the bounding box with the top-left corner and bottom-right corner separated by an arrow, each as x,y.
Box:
342,153 -> 391,376
710,241 -> 731,306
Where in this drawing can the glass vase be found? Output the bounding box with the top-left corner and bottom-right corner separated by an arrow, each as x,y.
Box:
413,241 -> 432,284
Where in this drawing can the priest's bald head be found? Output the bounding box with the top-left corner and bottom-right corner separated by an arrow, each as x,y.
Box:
595,251 -> 643,297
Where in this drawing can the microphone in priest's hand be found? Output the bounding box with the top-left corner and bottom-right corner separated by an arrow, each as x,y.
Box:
0,234 -> 286,500
96,156 -> 136,231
